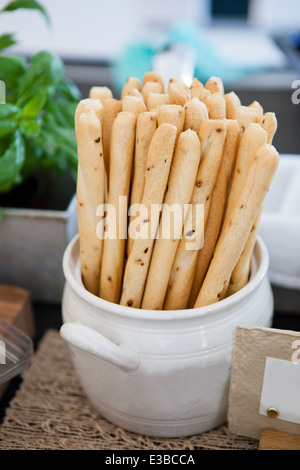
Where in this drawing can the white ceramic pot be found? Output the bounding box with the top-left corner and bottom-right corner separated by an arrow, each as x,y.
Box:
60,234 -> 273,438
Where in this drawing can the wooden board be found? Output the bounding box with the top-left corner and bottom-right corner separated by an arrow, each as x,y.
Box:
0,284 -> 35,398
259,429 -> 300,450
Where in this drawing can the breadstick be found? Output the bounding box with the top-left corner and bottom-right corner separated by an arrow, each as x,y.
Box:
141,130 -> 201,310
205,92 -> 226,119
194,144 -> 279,308
75,98 -> 103,131
157,104 -> 185,141
260,112 -> 278,144
190,78 -> 203,88
224,91 -> 241,119
227,113 -> 278,296
250,100 -> 264,117
232,105 -> 261,133
142,71 -> 165,91
128,87 -> 144,100
164,120 -> 227,310
102,98 -> 122,177
146,92 -> 169,111
122,95 -> 147,118
205,76 -> 224,95
76,111 -> 105,296
121,77 -> 141,99
221,119 -> 241,191
188,163 -> 227,307
142,81 -> 164,102
99,112 -> 136,303
188,120 -> 240,306
227,205 -> 263,297
127,111 -> 157,255
120,123 -> 177,308
74,97 -> 106,206
168,76 -> 186,91
190,81 -> 211,102
224,123 -> 268,224
169,80 -> 191,106
89,86 -> 113,102
183,98 -> 209,133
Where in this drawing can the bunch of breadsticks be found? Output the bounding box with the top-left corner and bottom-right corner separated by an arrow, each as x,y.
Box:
75,71 -> 279,310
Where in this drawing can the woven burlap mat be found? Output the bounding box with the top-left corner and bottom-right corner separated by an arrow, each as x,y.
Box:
0,329 -> 259,450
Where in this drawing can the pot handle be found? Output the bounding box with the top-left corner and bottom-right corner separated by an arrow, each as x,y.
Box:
60,322 -> 139,373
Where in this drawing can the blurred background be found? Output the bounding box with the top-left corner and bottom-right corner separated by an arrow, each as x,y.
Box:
1,0 -> 300,154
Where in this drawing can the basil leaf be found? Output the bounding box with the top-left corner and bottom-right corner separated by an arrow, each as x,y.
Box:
0,120 -> 17,136
0,55 -> 27,87
0,33 -> 17,51
17,51 -> 63,106
0,0 -> 50,24
19,118 -> 41,137
22,90 -> 47,117
56,78 -> 81,102
0,103 -> 19,119
0,130 -> 25,193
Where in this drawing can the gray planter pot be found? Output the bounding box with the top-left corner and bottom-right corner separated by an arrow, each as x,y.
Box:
0,173 -> 78,303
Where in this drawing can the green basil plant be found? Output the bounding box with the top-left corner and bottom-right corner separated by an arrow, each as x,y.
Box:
0,0 -> 81,195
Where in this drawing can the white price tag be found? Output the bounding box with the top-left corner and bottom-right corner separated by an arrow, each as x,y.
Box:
260,357 -> 300,425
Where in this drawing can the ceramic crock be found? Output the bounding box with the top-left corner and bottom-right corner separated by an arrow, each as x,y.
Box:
60,234 -> 273,438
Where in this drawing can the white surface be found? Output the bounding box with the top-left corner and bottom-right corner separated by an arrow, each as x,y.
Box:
260,357 -> 300,425
204,26 -> 287,69
60,235 -> 273,438
0,0 -> 209,61
249,0 -> 300,32
0,0 -> 287,69
260,155 -> 300,290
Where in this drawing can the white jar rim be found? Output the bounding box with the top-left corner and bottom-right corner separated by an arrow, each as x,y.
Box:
62,233 -> 270,322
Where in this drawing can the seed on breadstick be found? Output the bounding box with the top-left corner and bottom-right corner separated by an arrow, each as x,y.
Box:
188,120 -> 240,306
102,98 -> 122,177
224,123 -> 268,225
120,123 -> 177,309
205,76 -> 224,95
89,86 -> 113,102
127,111 -> 157,256
169,80 -> 192,106
224,91 -> 241,119
76,111 -> 105,296
122,95 -> 147,118
164,120 -> 227,310
183,98 -> 209,133
205,92 -> 226,119
157,104 -> 185,141
99,112 -> 136,303
142,71 -> 165,91
121,77 -> 141,99
142,81 -> 164,102
141,130 -> 201,310
188,163 -> 227,307
146,92 -> 170,111
194,144 -> 279,308
260,112 -> 278,144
